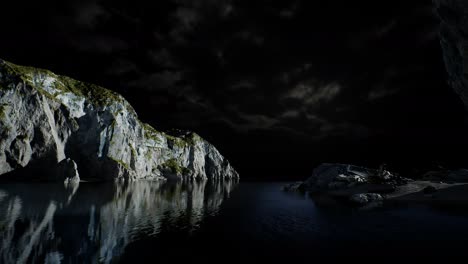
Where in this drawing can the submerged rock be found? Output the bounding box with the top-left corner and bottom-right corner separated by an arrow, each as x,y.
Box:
0,59 -> 238,181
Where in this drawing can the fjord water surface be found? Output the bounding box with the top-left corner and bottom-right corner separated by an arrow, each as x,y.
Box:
1,181 -> 468,263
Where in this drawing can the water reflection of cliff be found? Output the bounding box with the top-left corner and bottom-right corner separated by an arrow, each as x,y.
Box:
0,179 -> 238,263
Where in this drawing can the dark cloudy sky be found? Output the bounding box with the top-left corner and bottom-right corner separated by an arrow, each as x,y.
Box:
1,0 -> 468,179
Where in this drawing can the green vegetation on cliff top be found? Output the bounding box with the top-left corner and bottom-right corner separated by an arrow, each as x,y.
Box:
1,59 -> 202,152
1,60 -> 135,112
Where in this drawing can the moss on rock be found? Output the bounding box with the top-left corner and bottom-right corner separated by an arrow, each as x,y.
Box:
142,122 -> 162,143
0,104 -> 6,119
16,134 -> 28,141
58,75 -> 124,107
0,59 -> 239,180
129,144 -> 137,159
110,157 -> 130,170
167,137 -> 187,148
185,132 -> 201,146
1,60 -> 137,114
159,158 -> 190,175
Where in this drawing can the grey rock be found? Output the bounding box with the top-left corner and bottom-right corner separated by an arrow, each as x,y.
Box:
303,163 -> 375,192
349,193 -> 384,205
434,0 -> 468,107
56,158 -> 80,185
0,60 -> 238,181
377,169 -> 393,181
303,164 -> 409,193
298,163 -> 408,209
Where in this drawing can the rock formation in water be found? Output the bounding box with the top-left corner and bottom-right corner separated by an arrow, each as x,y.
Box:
284,2 -> 468,208
434,0 -> 468,106
284,163 -> 409,194
286,163 -> 468,207
0,59 -> 238,181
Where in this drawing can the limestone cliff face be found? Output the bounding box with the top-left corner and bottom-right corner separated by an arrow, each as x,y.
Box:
434,0 -> 468,106
0,59 -> 238,181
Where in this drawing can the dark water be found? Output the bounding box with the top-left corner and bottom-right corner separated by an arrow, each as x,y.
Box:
1,181 -> 468,263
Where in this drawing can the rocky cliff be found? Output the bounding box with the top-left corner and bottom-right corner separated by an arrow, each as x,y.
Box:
434,0 -> 468,106
0,59 -> 238,181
